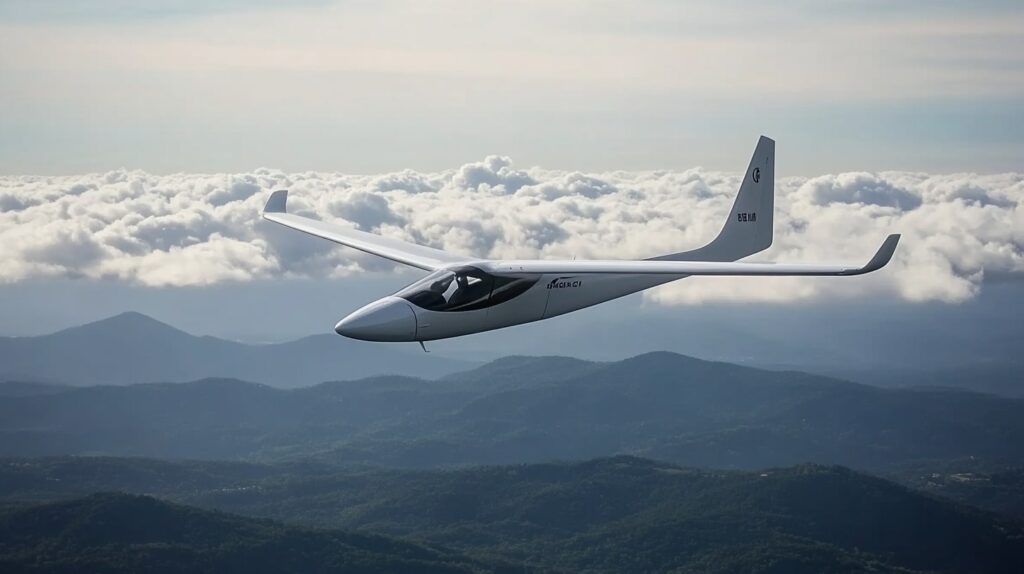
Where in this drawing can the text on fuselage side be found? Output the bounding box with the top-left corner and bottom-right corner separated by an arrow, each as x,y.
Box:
548,277 -> 583,289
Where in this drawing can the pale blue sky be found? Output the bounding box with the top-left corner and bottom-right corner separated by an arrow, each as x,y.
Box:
1,0 -> 1021,174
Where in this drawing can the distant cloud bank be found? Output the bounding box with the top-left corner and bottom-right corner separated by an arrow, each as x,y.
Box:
1,161 -> 1021,305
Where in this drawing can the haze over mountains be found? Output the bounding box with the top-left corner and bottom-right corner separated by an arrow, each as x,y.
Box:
3,351 -> 1023,475
0,312 -> 468,387
2,309 -> 1021,398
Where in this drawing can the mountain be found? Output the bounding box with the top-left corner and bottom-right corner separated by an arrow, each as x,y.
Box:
0,312 -> 470,387
2,457 -> 1022,574
2,352 -> 1024,477
0,493 -> 505,574
441,354 -> 601,390
0,382 -> 67,397
811,362 -> 1024,398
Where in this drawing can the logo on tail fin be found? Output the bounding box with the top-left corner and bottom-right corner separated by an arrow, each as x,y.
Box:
752,167 -> 760,183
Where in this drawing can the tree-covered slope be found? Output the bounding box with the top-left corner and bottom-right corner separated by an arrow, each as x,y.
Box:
0,492 -> 505,574
2,457 -> 1022,573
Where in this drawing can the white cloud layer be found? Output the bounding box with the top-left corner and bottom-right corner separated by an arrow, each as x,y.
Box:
1,161 -> 1021,305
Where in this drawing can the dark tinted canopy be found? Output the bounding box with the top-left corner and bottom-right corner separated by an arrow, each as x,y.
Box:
396,266 -> 538,312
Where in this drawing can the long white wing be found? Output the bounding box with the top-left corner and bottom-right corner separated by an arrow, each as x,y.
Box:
262,190 -> 472,271
484,235 -> 900,276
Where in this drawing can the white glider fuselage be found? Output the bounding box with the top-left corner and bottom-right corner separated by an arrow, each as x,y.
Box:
336,269 -> 677,342
263,136 -> 901,343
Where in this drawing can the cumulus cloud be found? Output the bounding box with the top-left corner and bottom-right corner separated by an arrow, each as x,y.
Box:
0,161 -> 1021,304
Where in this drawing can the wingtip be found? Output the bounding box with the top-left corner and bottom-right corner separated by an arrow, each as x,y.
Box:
862,233 -> 901,273
263,190 -> 288,215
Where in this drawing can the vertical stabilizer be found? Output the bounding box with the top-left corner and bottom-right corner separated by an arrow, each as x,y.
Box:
653,136 -> 774,262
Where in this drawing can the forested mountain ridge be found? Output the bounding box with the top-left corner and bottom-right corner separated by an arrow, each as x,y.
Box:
2,457 -> 1022,574
0,492 -> 508,574
2,352 -> 1022,475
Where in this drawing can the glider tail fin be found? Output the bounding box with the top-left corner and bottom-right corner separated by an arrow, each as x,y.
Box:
653,135 -> 774,262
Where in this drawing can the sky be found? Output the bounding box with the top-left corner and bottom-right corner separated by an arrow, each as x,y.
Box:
1,0 -> 1022,174
0,0 -> 1022,365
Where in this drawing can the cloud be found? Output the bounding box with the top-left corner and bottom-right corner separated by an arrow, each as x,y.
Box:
328,191 -> 405,232
799,172 -> 923,210
0,163 -> 1021,305
452,156 -> 535,194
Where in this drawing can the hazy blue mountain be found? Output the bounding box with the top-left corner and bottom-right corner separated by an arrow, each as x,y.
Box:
0,493 -> 505,574
0,312 -> 470,387
441,354 -> 601,390
0,382 -> 68,397
811,363 -> 1024,398
2,457 -> 1022,574
2,352 -> 1024,477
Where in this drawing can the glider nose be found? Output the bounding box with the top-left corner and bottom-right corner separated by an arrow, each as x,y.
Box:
334,297 -> 417,342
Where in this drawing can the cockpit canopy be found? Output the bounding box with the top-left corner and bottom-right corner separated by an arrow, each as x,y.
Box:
396,266 -> 538,312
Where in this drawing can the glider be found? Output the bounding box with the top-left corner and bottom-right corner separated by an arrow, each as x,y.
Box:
263,137 -> 900,342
